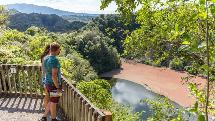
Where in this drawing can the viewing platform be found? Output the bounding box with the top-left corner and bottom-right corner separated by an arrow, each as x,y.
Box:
0,64 -> 112,121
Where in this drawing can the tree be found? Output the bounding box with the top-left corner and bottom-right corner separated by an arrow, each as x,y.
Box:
88,14 -> 139,53
101,0 -> 215,120
65,29 -> 121,74
0,5 -> 8,29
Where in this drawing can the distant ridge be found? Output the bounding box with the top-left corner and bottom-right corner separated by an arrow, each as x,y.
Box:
6,3 -> 99,16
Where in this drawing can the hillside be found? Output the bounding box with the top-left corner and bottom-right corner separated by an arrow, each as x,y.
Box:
8,13 -> 87,32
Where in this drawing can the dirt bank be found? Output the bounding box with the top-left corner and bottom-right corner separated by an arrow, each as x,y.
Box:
101,60 -> 207,107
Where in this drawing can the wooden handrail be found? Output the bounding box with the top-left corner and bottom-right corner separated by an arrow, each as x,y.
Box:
0,64 -> 112,121
0,64 -> 43,96
60,76 -> 109,121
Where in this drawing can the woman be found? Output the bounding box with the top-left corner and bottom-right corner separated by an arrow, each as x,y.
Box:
40,45 -> 50,110
40,42 -> 62,121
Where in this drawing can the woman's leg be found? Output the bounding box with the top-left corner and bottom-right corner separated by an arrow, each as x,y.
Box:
43,87 -> 49,108
43,102 -> 50,117
50,102 -> 57,119
39,87 -> 50,121
42,87 -> 50,117
49,86 -> 61,121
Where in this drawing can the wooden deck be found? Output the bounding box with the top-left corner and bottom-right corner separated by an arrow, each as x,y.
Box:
0,94 -> 64,121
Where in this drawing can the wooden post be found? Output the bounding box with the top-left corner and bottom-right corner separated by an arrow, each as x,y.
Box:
81,100 -> 85,121
0,65 -> 3,93
13,66 -> 18,94
19,66 -> 24,95
6,65 -> 12,93
24,66 -> 28,97
72,90 -> 75,121
32,66 -> 37,96
88,107 -> 93,121
2,65 -> 7,93
68,87 -> 73,121
84,103 -> 89,121
16,65 -> 20,94
37,66 -> 43,96
101,110 -> 112,121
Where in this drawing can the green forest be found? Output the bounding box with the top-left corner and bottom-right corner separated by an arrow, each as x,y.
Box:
8,13 -> 87,32
1,0 -> 215,120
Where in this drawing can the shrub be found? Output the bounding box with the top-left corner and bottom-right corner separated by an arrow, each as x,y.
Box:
65,52 -> 98,82
169,58 -> 184,71
184,62 -> 200,75
142,98 -> 183,121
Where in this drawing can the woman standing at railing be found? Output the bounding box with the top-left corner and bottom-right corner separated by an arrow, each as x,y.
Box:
40,42 -> 62,121
40,45 -> 50,113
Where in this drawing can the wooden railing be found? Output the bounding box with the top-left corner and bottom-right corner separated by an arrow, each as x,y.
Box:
0,64 -> 112,121
60,77 -> 112,121
0,64 -> 43,96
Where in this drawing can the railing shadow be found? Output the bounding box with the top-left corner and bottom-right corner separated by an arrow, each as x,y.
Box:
0,93 -> 43,114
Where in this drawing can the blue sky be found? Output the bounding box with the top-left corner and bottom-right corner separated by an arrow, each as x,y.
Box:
0,0 -> 117,14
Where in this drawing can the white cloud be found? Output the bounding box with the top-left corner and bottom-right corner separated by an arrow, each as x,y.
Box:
0,0 -> 117,14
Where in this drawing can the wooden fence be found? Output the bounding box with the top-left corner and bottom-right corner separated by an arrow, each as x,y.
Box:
0,64 -> 112,121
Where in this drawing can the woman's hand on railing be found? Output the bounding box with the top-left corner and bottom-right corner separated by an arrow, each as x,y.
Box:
57,88 -> 62,97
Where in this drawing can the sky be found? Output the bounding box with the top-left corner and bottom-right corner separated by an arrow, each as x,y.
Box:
0,0 -> 117,14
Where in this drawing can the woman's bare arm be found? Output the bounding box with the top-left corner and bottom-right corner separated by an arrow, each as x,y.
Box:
52,68 -> 59,88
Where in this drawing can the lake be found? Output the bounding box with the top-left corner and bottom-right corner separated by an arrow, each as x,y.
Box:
110,78 -> 214,121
